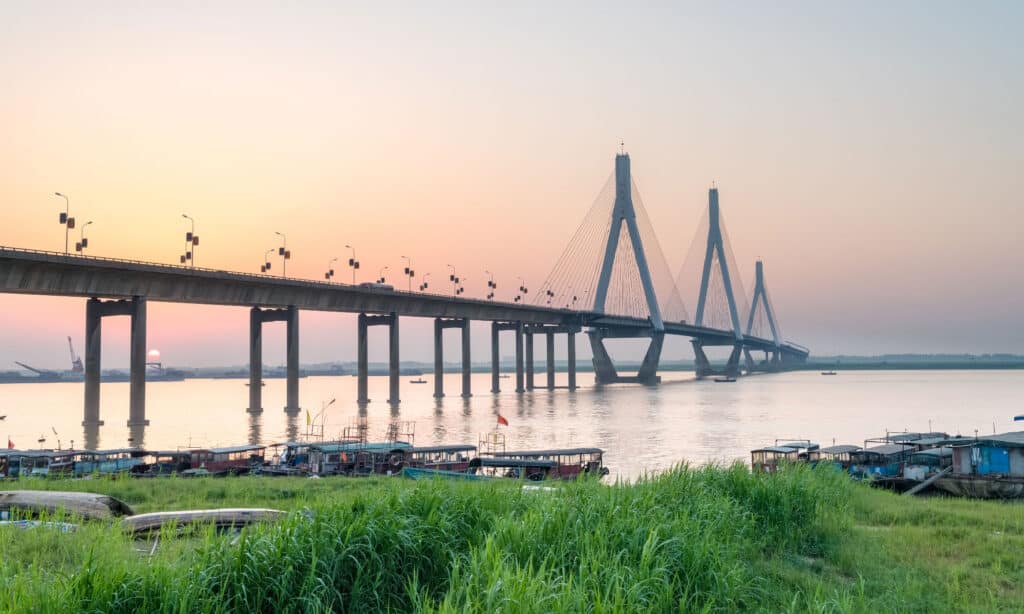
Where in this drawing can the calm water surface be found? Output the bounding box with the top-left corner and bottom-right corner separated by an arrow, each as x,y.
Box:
1,370 -> 1021,479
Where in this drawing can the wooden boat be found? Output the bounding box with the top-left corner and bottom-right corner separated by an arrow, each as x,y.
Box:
750,440 -> 819,472
469,457 -> 558,481
121,508 -> 286,535
0,490 -> 134,520
713,376 -> 737,383
809,444 -> 860,470
480,448 -> 609,480
395,444 -> 476,472
409,378 -> 428,384
306,441 -> 412,476
74,448 -> 147,476
185,445 -> 266,476
132,450 -> 192,476
931,431 -> 1024,498
820,370 -> 837,375
849,444 -> 914,480
0,450 -> 78,478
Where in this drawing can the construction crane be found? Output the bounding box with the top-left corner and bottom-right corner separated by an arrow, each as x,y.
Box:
68,336 -> 84,373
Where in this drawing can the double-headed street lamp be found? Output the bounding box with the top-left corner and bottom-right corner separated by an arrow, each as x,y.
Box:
447,264 -> 465,297
325,257 -> 338,281
275,231 -> 290,278
401,256 -> 415,292
418,273 -> 431,292
75,221 -> 93,252
485,270 -> 497,300
514,277 -> 529,303
261,248 -> 274,273
181,214 -> 198,266
345,244 -> 360,284
377,266 -> 389,284
53,192 -> 73,254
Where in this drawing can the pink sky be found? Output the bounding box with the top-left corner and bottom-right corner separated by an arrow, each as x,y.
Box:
1,2 -> 1022,368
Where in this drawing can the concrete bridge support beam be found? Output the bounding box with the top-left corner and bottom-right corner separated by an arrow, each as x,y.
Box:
434,317 -> 472,398
460,318 -> 471,398
356,312 -> 400,404
248,306 -> 300,413
490,321 -> 524,393
128,297 -> 148,426
524,333 -> 535,390
285,306 -> 299,413
546,332 -> 556,390
692,341 -> 743,379
567,331 -> 577,390
83,296 -> 147,427
433,318 -> 444,398
588,327 -> 661,385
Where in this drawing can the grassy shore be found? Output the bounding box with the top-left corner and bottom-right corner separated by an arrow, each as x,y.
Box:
1,467 -> 1022,612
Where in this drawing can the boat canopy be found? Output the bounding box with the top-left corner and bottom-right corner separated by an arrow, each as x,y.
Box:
939,431 -> 1024,449
817,444 -> 861,455
494,448 -> 603,457
474,457 -> 558,469
751,446 -> 799,454
404,444 -> 476,454
776,440 -> 819,450
193,444 -> 266,454
856,443 -> 914,457
878,432 -> 948,443
309,442 -> 411,454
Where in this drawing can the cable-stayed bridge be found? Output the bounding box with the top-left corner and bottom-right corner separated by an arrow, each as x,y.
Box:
0,151 -> 808,427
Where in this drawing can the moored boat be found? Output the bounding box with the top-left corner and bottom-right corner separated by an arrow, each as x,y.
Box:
482,448 -> 608,480
932,431 -> 1024,499
184,445 -> 266,476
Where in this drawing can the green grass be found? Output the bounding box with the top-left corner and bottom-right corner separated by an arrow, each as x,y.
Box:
1,466 -> 1022,612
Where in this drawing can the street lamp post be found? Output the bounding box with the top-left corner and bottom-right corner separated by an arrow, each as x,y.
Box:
447,264 -> 461,297
325,257 -> 338,281
401,256 -> 415,292
75,221 -> 93,252
261,249 -> 274,273
485,270 -> 497,300
345,244 -> 360,284
514,277 -> 529,303
377,266 -> 389,284
418,273 -> 431,292
181,214 -> 198,266
275,231 -> 290,278
54,192 -> 73,254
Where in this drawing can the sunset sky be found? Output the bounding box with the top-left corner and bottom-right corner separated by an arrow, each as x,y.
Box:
1,2 -> 1022,368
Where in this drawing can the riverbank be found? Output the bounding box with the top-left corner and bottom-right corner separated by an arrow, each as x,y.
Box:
2,466 -> 1022,611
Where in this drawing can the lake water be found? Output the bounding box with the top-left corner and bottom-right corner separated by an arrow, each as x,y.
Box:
1,369 -> 1021,479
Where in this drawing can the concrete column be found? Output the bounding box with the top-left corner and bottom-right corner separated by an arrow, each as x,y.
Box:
433,318 -> 444,398
515,323 -> 524,393
490,322 -> 500,393
128,297 -> 149,426
461,319 -> 471,398
387,312 -> 400,404
285,306 -> 299,412
83,298 -> 103,426
525,333 -> 535,390
567,332 -> 577,390
546,331 -> 555,390
248,307 -> 263,413
357,313 -> 369,404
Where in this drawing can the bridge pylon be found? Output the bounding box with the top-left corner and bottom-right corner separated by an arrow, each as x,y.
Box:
692,187 -> 744,378
743,260 -> 782,373
588,152 -> 665,385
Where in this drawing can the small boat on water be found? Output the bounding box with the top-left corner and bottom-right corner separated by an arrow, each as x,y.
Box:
475,448 -> 609,481
713,376 -> 737,383
821,370 -> 837,375
409,378 -> 428,384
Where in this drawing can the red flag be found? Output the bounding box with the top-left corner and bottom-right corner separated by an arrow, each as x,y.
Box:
7,438 -> 13,450
496,414 -> 509,427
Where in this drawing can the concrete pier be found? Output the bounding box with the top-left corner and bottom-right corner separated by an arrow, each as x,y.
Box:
433,318 -> 471,399
490,322 -> 500,393
490,321 -> 524,393
248,306 -> 299,413
692,340 -> 743,379
83,296 -> 147,427
357,312 -> 400,404
546,331 -> 555,390
525,333 -> 534,390
567,331 -> 577,390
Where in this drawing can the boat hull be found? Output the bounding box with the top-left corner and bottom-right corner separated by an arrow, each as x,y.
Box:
933,475 -> 1024,499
